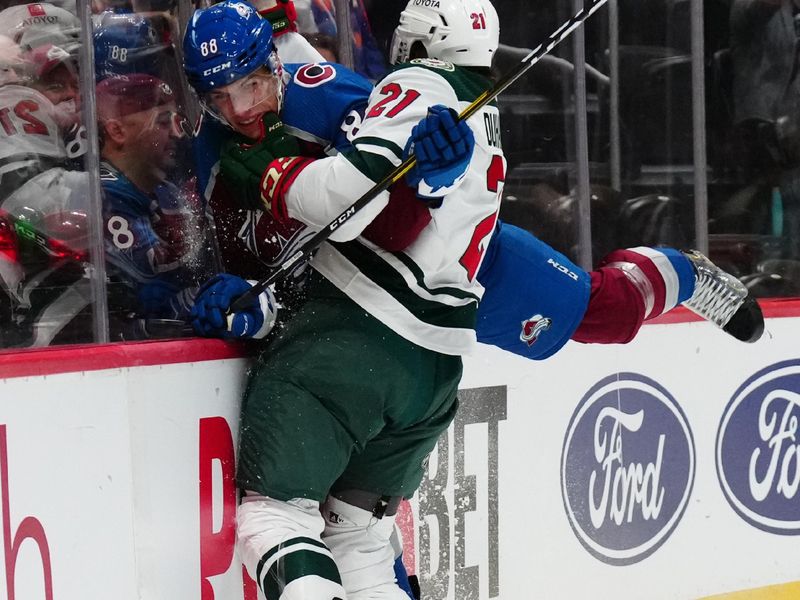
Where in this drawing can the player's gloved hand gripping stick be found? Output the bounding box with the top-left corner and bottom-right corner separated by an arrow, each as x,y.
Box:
227,0 -> 611,315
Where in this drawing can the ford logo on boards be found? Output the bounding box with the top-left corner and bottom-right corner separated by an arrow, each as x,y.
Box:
717,359 -> 800,534
561,373 -> 695,565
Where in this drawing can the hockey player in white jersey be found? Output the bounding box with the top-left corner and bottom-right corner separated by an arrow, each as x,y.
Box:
184,1 -> 498,598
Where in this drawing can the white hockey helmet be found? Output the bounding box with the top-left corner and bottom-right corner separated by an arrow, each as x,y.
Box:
0,3 -> 81,53
390,0 -> 499,68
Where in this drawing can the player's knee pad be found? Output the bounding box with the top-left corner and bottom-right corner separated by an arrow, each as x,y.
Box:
321,496 -> 410,600
237,494 -> 346,600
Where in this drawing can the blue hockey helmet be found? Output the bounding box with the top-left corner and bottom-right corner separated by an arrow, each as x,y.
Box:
183,0 -> 279,94
93,13 -> 169,81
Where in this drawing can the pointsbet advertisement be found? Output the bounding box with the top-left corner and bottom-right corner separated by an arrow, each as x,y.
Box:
0,316 -> 799,599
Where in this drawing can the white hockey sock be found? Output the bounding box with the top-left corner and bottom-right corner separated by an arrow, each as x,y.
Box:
237,494 -> 347,600
321,496 -> 409,600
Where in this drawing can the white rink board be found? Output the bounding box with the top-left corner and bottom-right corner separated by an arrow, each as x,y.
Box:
0,317 -> 798,599
0,357 -> 253,600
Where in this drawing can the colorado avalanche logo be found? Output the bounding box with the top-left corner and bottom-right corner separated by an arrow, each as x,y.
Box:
561,373 -> 695,565
520,314 -> 551,346
294,63 -> 337,88
717,360 -> 800,535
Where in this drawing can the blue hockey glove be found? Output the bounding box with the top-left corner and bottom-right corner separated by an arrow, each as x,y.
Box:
190,274 -> 277,339
404,104 -> 474,205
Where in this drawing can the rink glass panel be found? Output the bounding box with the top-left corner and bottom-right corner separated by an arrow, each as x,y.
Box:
0,0 -> 98,348
2,0 -> 792,351
0,0 -> 217,349
91,4 -> 216,342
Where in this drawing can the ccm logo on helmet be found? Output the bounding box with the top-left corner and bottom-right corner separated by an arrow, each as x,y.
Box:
203,61 -> 231,76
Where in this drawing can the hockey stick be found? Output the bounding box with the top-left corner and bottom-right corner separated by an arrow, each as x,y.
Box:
228,0 -> 609,313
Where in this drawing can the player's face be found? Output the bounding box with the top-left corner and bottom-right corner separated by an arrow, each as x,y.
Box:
206,68 -> 280,139
140,101 -> 182,172
116,101 -> 182,176
32,63 -> 81,127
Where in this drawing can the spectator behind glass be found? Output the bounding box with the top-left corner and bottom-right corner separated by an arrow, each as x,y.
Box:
96,74 -> 209,339
301,31 -> 338,62
294,0 -> 385,79
23,43 -> 80,130
730,0 -> 800,260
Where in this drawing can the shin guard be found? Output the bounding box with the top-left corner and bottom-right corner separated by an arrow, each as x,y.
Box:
237,495 -> 346,599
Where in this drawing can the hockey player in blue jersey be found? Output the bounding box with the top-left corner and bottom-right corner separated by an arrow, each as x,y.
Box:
188,0 -> 764,352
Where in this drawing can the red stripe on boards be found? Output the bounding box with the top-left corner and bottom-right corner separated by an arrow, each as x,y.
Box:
0,338 -> 250,379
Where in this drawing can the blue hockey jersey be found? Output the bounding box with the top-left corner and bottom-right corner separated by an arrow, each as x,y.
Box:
101,161 -> 204,321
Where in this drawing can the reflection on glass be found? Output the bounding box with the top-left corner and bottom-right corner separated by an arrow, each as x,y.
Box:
299,0 -> 387,81
92,7 -> 215,340
491,1 -> 582,262
0,0 -> 217,350
0,1 -> 94,347
713,0 -> 800,297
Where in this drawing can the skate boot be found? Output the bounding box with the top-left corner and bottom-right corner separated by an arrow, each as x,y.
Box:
681,250 -> 764,343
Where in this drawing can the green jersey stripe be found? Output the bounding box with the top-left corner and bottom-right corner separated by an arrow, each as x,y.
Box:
392,60 -> 494,105
255,537 -> 329,584
262,548 -> 342,599
343,145 -> 397,182
354,136 -> 404,160
391,250 -> 481,301
331,241 -> 479,330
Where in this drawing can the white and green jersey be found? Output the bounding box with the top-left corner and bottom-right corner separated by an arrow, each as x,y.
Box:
284,59 -> 505,355
0,85 -> 67,182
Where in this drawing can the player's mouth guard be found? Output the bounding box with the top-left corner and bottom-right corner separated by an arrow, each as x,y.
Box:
681,250 -> 764,343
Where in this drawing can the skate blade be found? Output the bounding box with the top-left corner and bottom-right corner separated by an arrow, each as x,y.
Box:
722,296 -> 764,343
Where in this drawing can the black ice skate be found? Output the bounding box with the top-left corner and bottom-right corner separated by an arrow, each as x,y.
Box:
681,250 -> 764,343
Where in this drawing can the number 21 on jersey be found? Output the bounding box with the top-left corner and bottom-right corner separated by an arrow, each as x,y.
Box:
460,154 -> 505,281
